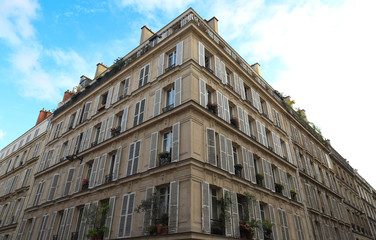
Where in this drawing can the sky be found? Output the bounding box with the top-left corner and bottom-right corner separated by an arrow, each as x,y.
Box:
0,0 -> 375,187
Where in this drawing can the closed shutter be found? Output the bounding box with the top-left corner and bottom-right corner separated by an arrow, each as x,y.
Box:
206,128 -> 216,166
96,153 -> 107,186
237,106 -> 245,132
89,157 -> 100,188
46,211 -> 57,240
126,143 -> 135,177
321,192 -> 331,216
57,209 -> 68,240
78,131 -> 87,153
251,88 -> 262,113
54,144 -> 62,164
83,126 -> 93,150
63,115 -> 71,133
22,147 -> 30,165
105,114 -> 114,140
39,151 -> 48,172
285,142 -> 293,164
32,141 -> 41,158
322,169 -> 330,187
280,209 -> 290,240
92,95 -> 100,116
314,163 -> 322,183
124,193 -> 135,237
278,168 -> 287,197
266,101 -> 273,120
283,170 -> 290,197
176,40 -> 183,65
216,90 -> 223,118
272,132 -> 283,156
48,174 -> 60,201
231,191 -> 240,238
201,181 -> 210,234
255,200 -> 263,240
15,219 -> 27,240
242,147 -> 250,180
214,55 -> 220,78
256,120 -> 267,146
63,168 -> 75,197
295,149 -> 304,170
25,217 -> 35,240
23,168 -> 32,187
62,207 -> 75,240
223,189 -> 233,237
0,204 -> 9,226
157,53 -> 165,76
226,138 -> 234,174
105,86 -> 113,109
153,88 -> 161,117
5,200 -> 16,225
74,163 -> 84,193
244,110 -> 250,136
234,72 -> 240,94
33,181 -> 44,206
311,219 -> 320,240
113,147 -> 122,180
174,77 -> 181,107
17,169 -> 26,189
223,95 -> 230,123
169,181 -> 179,233
171,122 -> 180,162
82,101 -> 92,121
104,196 -> 116,240
112,82 -> 120,104
292,176 -> 301,202
139,99 -> 146,124
37,214 -> 49,240
269,204 -> 279,240
149,132 -> 158,169
78,203 -> 90,240
12,197 -> 25,223
199,78 -> 207,107
248,150 -> 256,184
72,135 -> 81,155
142,187 -> 155,234
97,119 -> 107,143
132,141 -> 141,175
294,214 -> 304,240
198,41 -> 205,66
219,134 -> 227,171
118,194 -> 128,237
72,109 -> 81,129
120,105 -> 129,132
262,159 -> 270,190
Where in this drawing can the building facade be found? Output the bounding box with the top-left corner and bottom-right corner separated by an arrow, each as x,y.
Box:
0,8 -> 375,240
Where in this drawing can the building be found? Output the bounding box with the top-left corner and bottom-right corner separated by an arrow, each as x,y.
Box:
0,8 -> 375,240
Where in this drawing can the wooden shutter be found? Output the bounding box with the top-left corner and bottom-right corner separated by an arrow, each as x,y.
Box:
78,203 -> 90,240
62,207 -> 75,240
153,88 -> 161,117
239,77 -> 246,100
242,147 -> 250,180
169,181 -> 179,233
118,194 -> 128,237
96,154 -> 107,186
176,40 -> 183,65
5,200 -> 16,225
14,151 -> 23,168
38,151 -> 48,172
78,131 -> 87,153
198,41 -> 205,66
321,192 -> 331,216
112,147 -> 122,180
269,204 -> 279,240
157,53 -> 165,76
201,181 -> 210,234
57,208 -> 68,240
142,187 -> 154,234
92,95 -> 100,116
112,82 -> 120,104
256,120 -> 267,146
255,200 -> 263,240
285,142 -> 293,164
322,169 -> 330,187
171,122 -> 180,162
72,109 -> 81,129
104,196 -> 116,240
98,119 -> 107,143
122,78 -> 130,97
46,211 -> 57,240
174,77 -> 181,107
314,163 -> 322,183
48,174 -> 60,201
268,162 -> 275,192
149,132 -> 158,169
226,138 -> 234,174
23,168 -> 32,187
25,217 -> 35,240
124,193 -> 135,237
199,78 -> 207,107
12,197 -> 25,223
248,150 -> 256,184
223,95 -> 230,123
244,110 -> 250,136
292,176 -> 301,202
63,115 -> 71,133
295,214 -> 304,240
311,219 -> 320,240
17,169 -> 26,189
266,101 -> 273,120
33,181 -> 44,206
216,90 -> 223,118
219,134 -> 227,171
214,56 -> 220,79
126,143 -> 135,177
74,163 -> 84,193
63,168 -> 75,197
54,144 -> 62,165
132,140 -> 141,175
105,86 -> 113,109
231,191 -> 240,238
105,114 -> 114,140
223,189 -> 233,237
120,105 -> 129,132
82,101 -> 92,122
83,126 -> 93,150
262,159 -> 270,190
206,128 -> 216,166
15,219 -> 27,240
89,157 -> 100,188
37,214 -> 49,240
234,72 -> 240,94
237,106 -> 245,132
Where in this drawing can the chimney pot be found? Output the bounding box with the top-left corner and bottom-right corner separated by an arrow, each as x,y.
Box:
140,25 -> 154,44
251,63 -> 261,76
36,109 -> 48,125
62,90 -> 73,102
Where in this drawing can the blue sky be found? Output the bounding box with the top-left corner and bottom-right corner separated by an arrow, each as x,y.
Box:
1,0 -> 376,187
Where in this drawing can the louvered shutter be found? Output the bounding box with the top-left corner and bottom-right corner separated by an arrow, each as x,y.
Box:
214,56 -> 220,79
292,176 -> 301,202
216,90 -> 223,118
72,135 -> 81,155
268,162 -> 275,192
21,147 -> 30,165
13,197 -> 25,223
226,138 -> 234,174
176,40 -> 183,65
89,157 -> 99,188
314,163 -> 322,183
48,174 -> 59,201
124,193 -> 135,237
242,147 -> 250,180
244,110 -> 250,136
104,196 -> 116,240
82,102 -> 92,122
15,219 -> 27,240
237,106 -> 245,132
131,141 -> 140,175
14,151 -> 23,168
78,203 -> 90,240
153,88 -> 161,117
138,99 -> 146,124
33,181 -> 44,206
63,168 -> 75,197
120,105 -> 129,132
118,194 -> 128,237
256,120 -> 267,146
105,86 -> 113,109
219,134 -> 227,171
201,181 -> 210,234
63,115 -> 71,133
17,169 -> 26,189
255,200 -> 263,240
157,53 -> 165,76
223,96 -> 230,123
54,144 -> 62,164
262,159 -> 270,190
46,211 -> 57,240
198,41 -> 205,66
126,143 -> 135,177
142,187 -> 155,234
98,119 -> 107,143
294,214 -> 304,240
74,163 -> 84,193
174,77 -> 181,107
172,122 -> 180,162
285,142 -> 293,164
266,101 -> 273,120
311,219 -> 320,240
199,78 -> 207,107
37,214 -> 49,240
321,192 -> 331,216
25,217 -> 35,240
234,72 -> 240,94
112,82 -> 120,104
96,154 -> 107,186
23,168 -> 32,187
5,200 -> 16,225
248,150 -> 256,184
92,95 -> 100,116
39,151 -> 48,172
113,147 -> 122,180
57,209 -> 68,240
231,191 -> 240,238
322,169 -> 330,187
206,128 -> 216,166
63,207 -> 75,240
105,115 -> 114,140
269,204 -> 279,240
169,181 -> 179,233
223,189 -> 233,237
295,149 -> 304,170
72,109 -> 81,129
148,132 -> 158,169
238,78 -> 245,100
0,204 -> 9,226
83,126 -> 93,150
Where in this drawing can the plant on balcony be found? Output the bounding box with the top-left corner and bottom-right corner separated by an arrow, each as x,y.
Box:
256,173 -> 264,185
85,202 -> 110,240
239,219 -> 260,239
262,219 -> 274,240
82,178 -> 89,185
230,117 -> 239,129
275,183 -> 284,194
290,189 -> 297,199
158,151 -> 171,166
206,103 -> 218,114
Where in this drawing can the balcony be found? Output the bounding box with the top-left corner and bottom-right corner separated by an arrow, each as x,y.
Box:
159,152 -> 171,166
211,219 -> 225,235
162,104 -> 174,113
82,182 -> 89,191
226,83 -> 234,91
105,174 -> 113,184
71,232 -> 78,240
91,141 -> 98,147
97,104 -> 106,112
119,93 -> 128,100
165,64 -> 176,73
205,65 -> 213,74
110,127 -> 121,137
235,164 -> 243,178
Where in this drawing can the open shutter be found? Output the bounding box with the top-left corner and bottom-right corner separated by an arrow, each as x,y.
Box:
149,132 -> 158,169
171,122 -> 180,162
92,95 -> 100,116
266,101 -> 273,120
199,78 -> 207,107
83,126 -> 93,150
314,163 -> 322,183
82,101 -> 92,121
104,196 -> 116,240
15,219 -> 27,240
132,141 -> 141,175
112,82 -> 120,104
237,106 -> 245,132
78,131 -> 87,153
234,73 -> 240,94
153,88 -> 161,117
37,214 -> 49,240
17,169 -> 26,189
231,191 -> 240,238
72,109 -> 81,129
169,181 -> 179,233
244,110 -> 250,136
285,142 -> 293,164
25,217 -> 36,240
198,41 -> 205,66
13,197 -> 25,223
242,147 -> 250,181
239,77 -> 246,100
105,86 -> 113,109
262,159 -> 270,190
78,203 -> 90,240
219,134 -> 227,171
63,115 -> 71,133
126,143 -> 135,177
142,187 -> 155,234
223,96 -> 230,123
292,176 -> 301,202
14,152 -> 23,168
206,128 -> 216,166
57,209 -> 68,240
39,152 -> 48,172
118,194 -> 128,237
248,150 -> 256,184
113,147 -> 122,181
176,40 -> 183,65
74,163 -> 84,193
54,144 -> 62,164
89,157 -> 99,188
63,207 -> 75,240
174,77 -> 181,107
269,204 -> 279,240
96,154 -> 107,186
216,91 -> 223,118
157,53 -> 165,76
214,56 -> 220,79
105,115 -> 114,140
46,211 -> 57,240
63,168 -> 75,197
98,119 -> 107,143
124,193 -> 135,237
48,174 -> 60,201
120,105 -> 129,132
255,200 -> 264,240
226,138 -> 234,174
223,189 -> 233,237
201,181 -> 210,234
5,200 -> 16,225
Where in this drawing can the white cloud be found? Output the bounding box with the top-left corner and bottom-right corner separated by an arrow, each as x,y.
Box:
0,129 -> 5,141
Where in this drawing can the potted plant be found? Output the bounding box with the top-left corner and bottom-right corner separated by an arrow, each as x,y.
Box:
235,163 -> 243,177
82,178 -> 89,190
158,151 -> 171,166
147,224 -> 157,235
290,189 -> 297,199
262,219 -> 274,240
85,202 -> 110,240
275,183 -> 284,194
256,173 -> 264,185
230,117 -> 239,128
207,103 -> 218,114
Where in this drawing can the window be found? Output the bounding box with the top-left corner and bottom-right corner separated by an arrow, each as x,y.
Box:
53,121 -> 63,139
226,70 -> 232,87
211,188 -> 219,220
80,101 -> 92,123
278,208 -> 290,240
168,50 -> 176,68
33,181 -> 45,206
157,186 -> 170,218
92,123 -> 101,146
138,64 -> 150,88
256,120 -> 268,147
126,140 -> 141,176
120,77 -> 130,99
273,109 -> 282,128
162,132 -> 172,153
133,99 -> 146,127
164,87 -> 175,112
204,51 -> 212,71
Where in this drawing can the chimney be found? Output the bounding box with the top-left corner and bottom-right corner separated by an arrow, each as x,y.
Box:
62,90 -> 73,102
206,17 -> 218,33
36,108 -> 48,125
140,25 -> 154,44
95,63 -> 108,79
251,63 -> 261,76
